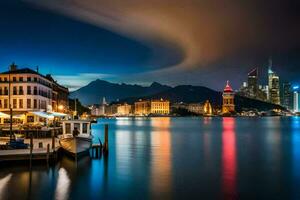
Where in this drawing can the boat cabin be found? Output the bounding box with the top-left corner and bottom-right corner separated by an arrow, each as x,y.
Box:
61,120 -> 91,137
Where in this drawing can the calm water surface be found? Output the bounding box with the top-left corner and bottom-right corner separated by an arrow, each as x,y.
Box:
1,117 -> 300,199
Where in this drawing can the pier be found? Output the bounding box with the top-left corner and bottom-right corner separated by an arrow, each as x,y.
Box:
0,138 -> 60,162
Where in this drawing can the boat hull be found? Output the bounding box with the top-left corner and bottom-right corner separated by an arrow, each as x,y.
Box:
59,136 -> 92,156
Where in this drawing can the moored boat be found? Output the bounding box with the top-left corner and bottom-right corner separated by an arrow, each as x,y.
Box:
59,120 -> 92,157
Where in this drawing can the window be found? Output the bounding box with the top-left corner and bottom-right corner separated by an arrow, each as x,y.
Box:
0,100 -> 2,108
34,86 -> 37,95
4,77 -> 7,82
34,99 -> 37,109
27,99 -> 31,109
13,99 -> 17,108
13,87 -> 17,95
27,116 -> 34,123
13,77 -> 16,82
27,86 -> 31,95
65,123 -> 71,134
19,86 -> 23,95
0,88 -> 2,95
19,99 -> 23,108
41,100 -> 46,109
4,99 -> 7,108
34,77 -> 37,82
74,123 -> 81,132
27,77 -> 31,82
4,87 -> 8,95
82,123 -> 88,134
19,77 -> 23,82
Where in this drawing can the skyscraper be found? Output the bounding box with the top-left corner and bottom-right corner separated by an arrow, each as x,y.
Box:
282,82 -> 292,110
293,86 -> 300,113
268,58 -> 280,105
247,68 -> 258,98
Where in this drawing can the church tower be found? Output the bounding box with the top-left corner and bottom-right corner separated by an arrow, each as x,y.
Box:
222,81 -> 235,113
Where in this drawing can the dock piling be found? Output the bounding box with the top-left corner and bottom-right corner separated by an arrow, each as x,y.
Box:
46,144 -> 50,165
29,134 -> 33,168
103,124 -> 109,154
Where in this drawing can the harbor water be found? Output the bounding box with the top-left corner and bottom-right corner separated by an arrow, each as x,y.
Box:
1,117 -> 300,199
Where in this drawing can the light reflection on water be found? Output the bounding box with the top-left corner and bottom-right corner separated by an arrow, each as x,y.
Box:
1,117 -> 300,199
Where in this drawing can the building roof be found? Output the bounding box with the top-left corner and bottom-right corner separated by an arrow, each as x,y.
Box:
248,68 -> 258,77
0,67 -> 41,76
223,80 -> 233,93
0,67 -> 68,91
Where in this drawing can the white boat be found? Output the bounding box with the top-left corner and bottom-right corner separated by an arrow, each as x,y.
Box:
59,120 -> 92,156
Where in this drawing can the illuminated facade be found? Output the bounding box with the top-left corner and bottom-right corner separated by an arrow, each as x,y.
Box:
203,100 -> 212,115
187,103 -> 203,114
135,99 -> 170,115
222,81 -> 235,113
293,86 -> 300,113
134,100 -> 150,115
268,59 -> 280,105
117,103 -> 132,115
0,64 -> 69,123
282,82 -> 292,110
150,99 -> 170,115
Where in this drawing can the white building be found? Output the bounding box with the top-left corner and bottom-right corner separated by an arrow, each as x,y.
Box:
0,64 -> 68,123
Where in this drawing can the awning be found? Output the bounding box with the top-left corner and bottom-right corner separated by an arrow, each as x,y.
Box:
0,112 -> 25,119
0,112 -> 10,118
29,111 -> 54,119
49,111 -> 67,117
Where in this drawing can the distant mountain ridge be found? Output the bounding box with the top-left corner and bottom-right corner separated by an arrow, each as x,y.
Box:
71,79 -> 284,112
70,79 -> 171,105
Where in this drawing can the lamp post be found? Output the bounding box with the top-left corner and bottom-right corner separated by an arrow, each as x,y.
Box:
8,63 -> 14,141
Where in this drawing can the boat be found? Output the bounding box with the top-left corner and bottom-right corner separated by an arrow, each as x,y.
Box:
59,120 -> 93,157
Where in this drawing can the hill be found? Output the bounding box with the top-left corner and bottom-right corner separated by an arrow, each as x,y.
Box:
118,85 -> 284,112
70,79 -> 171,105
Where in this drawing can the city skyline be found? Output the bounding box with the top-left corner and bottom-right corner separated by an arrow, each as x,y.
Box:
0,0 -> 299,91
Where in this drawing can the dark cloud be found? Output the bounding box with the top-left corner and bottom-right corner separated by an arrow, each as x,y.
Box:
26,0 -> 300,89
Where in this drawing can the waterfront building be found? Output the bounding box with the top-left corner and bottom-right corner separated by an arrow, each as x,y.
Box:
187,103 -> 203,115
45,74 -> 69,113
117,103 -> 132,116
293,86 -> 300,113
0,64 -> 68,123
134,99 -> 170,115
222,81 -> 235,113
90,104 -> 101,116
268,59 -> 280,104
282,82 -> 292,110
203,100 -> 213,115
150,99 -> 170,115
105,104 -> 118,116
134,100 -> 150,115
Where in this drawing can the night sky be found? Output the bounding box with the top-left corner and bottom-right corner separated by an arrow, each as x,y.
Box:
0,0 -> 299,91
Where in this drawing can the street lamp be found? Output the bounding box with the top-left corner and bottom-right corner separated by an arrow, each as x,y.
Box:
58,105 -> 64,111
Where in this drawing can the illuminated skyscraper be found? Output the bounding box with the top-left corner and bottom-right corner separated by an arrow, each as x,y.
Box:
282,82 -> 292,110
247,68 -> 258,98
222,81 -> 235,113
268,58 -> 280,105
293,86 -> 300,113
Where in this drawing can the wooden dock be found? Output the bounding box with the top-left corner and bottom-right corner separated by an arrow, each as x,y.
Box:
0,138 -> 60,162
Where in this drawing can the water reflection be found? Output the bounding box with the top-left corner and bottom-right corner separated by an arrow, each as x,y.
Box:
55,168 -> 71,200
221,117 -> 237,198
0,173 -> 12,199
150,117 -> 172,198
292,117 -> 300,199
